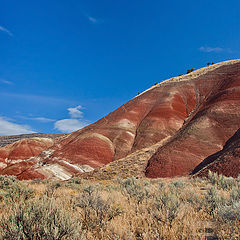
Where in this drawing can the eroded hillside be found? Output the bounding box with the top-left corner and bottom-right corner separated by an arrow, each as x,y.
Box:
0,59 -> 240,180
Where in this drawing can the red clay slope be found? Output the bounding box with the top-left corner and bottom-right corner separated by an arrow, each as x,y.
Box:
0,138 -> 55,171
192,128 -> 240,178
0,73 -> 196,179
35,76 -> 196,172
145,60 -> 240,178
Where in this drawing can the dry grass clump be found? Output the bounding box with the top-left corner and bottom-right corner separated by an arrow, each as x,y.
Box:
0,172 -> 239,239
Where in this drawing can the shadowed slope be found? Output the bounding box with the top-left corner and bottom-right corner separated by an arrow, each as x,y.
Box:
192,128 -> 240,178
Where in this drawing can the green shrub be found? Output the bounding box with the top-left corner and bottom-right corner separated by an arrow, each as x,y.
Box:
64,177 -> 83,189
0,175 -> 34,203
205,186 -> 227,213
117,177 -> 150,204
217,202 -> 240,221
208,171 -> 238,190
154,189 -> 181,224
186,68 -> 195,74
0,197 -> 82,240
76,185 -> 122,233
170,180 -> 186,189
158,181 -> 166,190
30,178 -> 43,184
45,181 -> 62,197
230,186 -> 240,202
0,175 -> 18,189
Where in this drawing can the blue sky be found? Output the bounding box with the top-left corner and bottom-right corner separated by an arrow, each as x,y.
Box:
0,0 -> 239,135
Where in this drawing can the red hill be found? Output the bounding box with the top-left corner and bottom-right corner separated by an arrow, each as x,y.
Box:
0,59 -> 240,180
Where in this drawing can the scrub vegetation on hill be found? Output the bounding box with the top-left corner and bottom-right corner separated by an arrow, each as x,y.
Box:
0,172 -> 239,239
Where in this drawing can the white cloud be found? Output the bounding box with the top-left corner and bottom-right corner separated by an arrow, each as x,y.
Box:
68,105 -> 83,118
0,26 -> 13,36
0,117 -> 35,136
0,92 -> 74,105
88,16 -> 98,23
54,105 -> 88,133
199,46 -> 224,53
54,119 -> 87,133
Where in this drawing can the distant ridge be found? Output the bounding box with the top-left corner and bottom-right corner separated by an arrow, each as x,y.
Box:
0,133 -> 64,147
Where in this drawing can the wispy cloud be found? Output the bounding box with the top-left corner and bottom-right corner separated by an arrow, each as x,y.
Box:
86,15 -> 103,24
54,105 -> 88,133
20,116 -> 56,123
0,116 -> 35,136
33,117 -> 55,122
88,16 -> 98,23
0,92 -> 74,105
199,46 -> 225,53
0,79 -> 13,85
0,25 -> 13,37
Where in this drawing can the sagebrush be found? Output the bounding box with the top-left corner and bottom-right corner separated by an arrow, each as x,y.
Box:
0,173 -> 239,239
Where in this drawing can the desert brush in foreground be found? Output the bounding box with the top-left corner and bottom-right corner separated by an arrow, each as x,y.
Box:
0,172 -> 239,239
